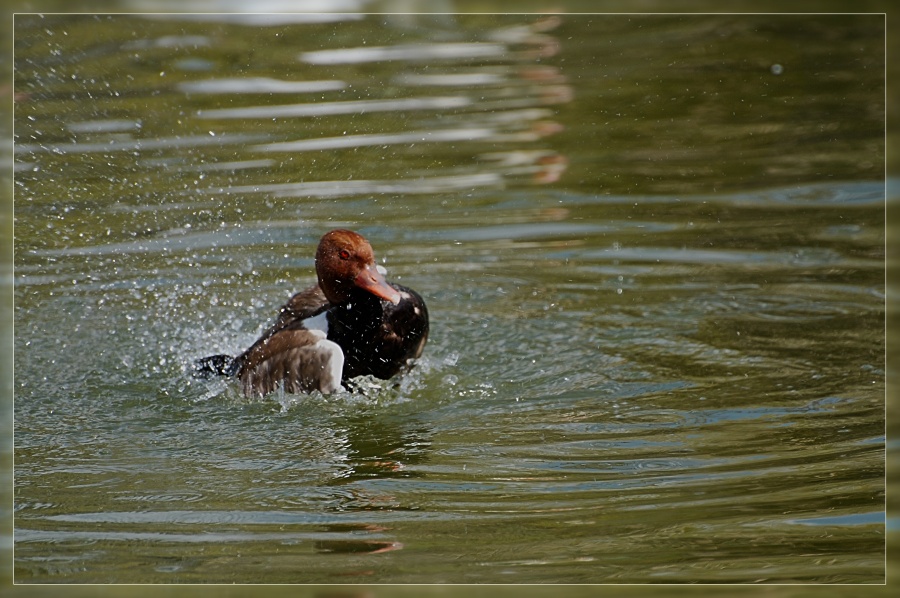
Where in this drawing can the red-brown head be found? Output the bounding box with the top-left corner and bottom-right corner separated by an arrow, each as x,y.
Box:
315,229 -> 401,305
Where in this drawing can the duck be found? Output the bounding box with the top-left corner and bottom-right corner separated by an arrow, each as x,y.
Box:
194,229 -> 429,397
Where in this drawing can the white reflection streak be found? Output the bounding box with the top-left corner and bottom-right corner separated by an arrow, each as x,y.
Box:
14,133 -> 269,155
178,78 -> 346,94
141,13 -> 365,26
254,128 -> 494,152
67,119 -> 141,133
197,96 -> 470,119
393,72 -> 508,87
300,42 -> 508,64
210,173 -> 503,198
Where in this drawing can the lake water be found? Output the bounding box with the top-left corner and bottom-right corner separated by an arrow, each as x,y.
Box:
12,12 -> 886,585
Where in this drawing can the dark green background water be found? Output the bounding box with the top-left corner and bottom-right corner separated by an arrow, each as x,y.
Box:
9,6 -> 889,593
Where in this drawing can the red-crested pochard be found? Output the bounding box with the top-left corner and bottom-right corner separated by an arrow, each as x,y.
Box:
194,229 -> 429,397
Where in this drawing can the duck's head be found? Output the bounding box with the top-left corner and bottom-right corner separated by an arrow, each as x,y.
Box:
315,229 -> 401,305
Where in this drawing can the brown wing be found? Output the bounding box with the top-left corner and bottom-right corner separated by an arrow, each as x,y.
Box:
247,284 -> 330,345
236,328 -> 344,397
275,285 -> 329,329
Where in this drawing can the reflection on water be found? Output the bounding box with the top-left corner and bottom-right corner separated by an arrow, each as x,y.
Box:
13,12 -> 884,584
15,14 -> 572,247
179,77 -> 347,94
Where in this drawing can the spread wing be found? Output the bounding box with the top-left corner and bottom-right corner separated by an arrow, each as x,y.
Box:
235,327 -> 344,397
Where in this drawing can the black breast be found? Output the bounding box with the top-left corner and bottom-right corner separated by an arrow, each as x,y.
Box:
327,283 -> 429,382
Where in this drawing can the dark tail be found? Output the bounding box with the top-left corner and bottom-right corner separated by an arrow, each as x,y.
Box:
192,354 -> 238,378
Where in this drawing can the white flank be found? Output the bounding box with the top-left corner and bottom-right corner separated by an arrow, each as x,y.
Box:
315,339 -> 345,394
302,311 -> 329,335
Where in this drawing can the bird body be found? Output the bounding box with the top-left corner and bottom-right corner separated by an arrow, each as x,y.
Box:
194,230 -> 428,397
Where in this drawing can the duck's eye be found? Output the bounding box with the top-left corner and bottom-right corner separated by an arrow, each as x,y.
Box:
339,249 -> 351,260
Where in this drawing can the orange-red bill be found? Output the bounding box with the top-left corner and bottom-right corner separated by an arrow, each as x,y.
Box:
354,263 -> 401,304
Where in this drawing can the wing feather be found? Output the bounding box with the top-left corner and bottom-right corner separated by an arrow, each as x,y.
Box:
236,328 -> 344,397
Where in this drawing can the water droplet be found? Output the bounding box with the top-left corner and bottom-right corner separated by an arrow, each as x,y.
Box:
770,63 -> 783,75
